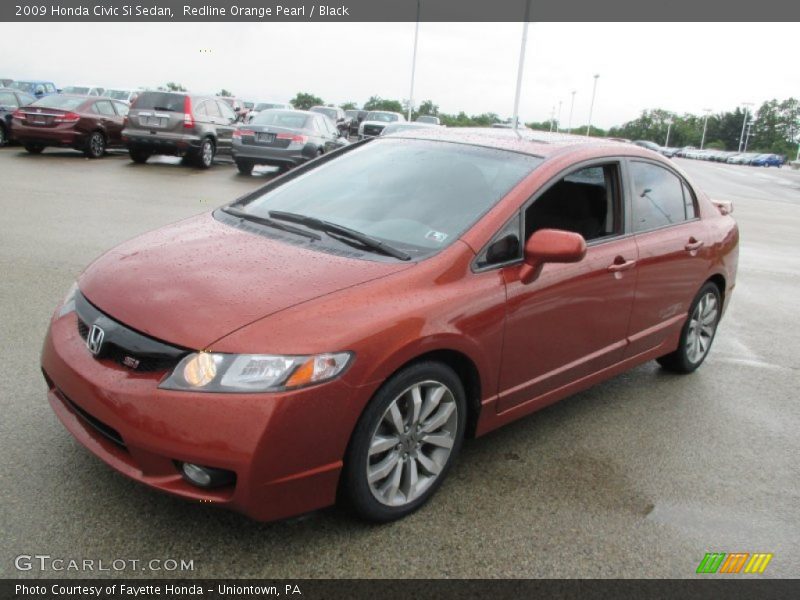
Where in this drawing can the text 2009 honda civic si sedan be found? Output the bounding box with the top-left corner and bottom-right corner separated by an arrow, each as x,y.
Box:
41,129 -> 739,523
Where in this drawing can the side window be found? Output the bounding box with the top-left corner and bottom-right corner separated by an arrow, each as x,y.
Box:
45,83 -> 56,93
205,100 -> 221,118
0,91 -> 18,108
475,213 -> 522,269
524,163 -> 621,242
217,101 -> 236,121
113,102 -> 129,117
194,101 -> 207,116
94,101 -> 115,116
630,161 -> 689,232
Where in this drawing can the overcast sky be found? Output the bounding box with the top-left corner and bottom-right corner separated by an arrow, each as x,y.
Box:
1,22 -> 797,128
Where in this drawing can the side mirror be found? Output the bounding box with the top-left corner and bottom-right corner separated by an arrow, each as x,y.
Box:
519,229 -> 586,284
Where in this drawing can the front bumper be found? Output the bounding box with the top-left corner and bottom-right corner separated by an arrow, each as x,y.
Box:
41,311 -> 366,521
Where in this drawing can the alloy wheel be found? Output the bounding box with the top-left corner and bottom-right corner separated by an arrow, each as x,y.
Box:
201,140 -> 214,167
367,380 -> 458,507
89,133 -> 104,157
685,292 -> 718,364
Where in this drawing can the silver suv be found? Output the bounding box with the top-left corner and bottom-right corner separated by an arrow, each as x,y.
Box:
122,91 -> 237,168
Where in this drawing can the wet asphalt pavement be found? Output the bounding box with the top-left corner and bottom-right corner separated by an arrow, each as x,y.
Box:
0,147 -> 798,579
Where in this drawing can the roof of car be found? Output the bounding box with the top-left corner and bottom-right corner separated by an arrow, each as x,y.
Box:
383,127 -> 648,159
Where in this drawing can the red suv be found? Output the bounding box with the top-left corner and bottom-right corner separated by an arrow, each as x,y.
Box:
41,129 -> 738,523
12,94 -> 129,158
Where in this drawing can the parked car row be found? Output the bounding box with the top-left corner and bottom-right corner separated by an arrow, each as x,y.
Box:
678,148 -> 786,166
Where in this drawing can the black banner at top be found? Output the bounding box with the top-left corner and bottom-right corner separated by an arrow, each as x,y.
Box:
3,0 -> 800,22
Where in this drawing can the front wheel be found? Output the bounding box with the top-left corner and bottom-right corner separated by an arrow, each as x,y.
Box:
342,362 -> 466,522
657,282 -> 722,374
195,138 -> 215,169
0,125 -> 7,147
84,131 -> 105,158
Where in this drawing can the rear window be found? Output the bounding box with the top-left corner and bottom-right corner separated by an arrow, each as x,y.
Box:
251,110 -> 311,129
132,92 -> 186,112
31,96 -> 84,111
106,90 -> 131,101
311,107 -> 337,119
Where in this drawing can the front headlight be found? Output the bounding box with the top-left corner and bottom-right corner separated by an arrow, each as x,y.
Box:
57,282 -> 79,317
159,351 -> 353,393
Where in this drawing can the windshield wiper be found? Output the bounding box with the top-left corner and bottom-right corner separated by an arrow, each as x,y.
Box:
269,210 -> 412,261
221,206 -> 321,241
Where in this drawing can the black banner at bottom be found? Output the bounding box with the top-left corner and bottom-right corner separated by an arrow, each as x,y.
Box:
4,579 -> 800,600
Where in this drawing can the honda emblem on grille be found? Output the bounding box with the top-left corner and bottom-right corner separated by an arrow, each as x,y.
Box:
86,324 -> 105,356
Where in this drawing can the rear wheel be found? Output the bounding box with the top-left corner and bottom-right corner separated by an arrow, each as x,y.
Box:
129,148 -> 151,164
235,160 -> 253,175
24,143 -> 44,154
195,138 -> 215,169
342,361 -> 466,522
657,282 -> 722,374
0,124 -> 7,147
84,131 -> 105,158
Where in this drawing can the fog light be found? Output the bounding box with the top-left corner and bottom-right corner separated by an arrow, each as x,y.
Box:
180,462 -> 235,488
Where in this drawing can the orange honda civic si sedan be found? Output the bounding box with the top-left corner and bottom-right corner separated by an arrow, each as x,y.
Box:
41,129 -> 738,523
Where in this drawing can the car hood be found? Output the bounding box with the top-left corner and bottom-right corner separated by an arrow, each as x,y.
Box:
78,212 -> 413,349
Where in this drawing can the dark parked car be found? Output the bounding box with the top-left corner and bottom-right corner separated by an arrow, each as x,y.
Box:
347,109 -> 368,136
358,110 -> 405,139
0,87 -> 36,146
749,153 -> 784,167
11,94 -> 128,157
309,105 -> 348,136
121,91 -> 238,168
231,109 -> 348,174
632,140 -> 662,153
10,80 -> 58,98
42,128 -> 737,523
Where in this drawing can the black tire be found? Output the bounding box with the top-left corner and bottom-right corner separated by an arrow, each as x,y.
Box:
235,160 -> 253,175
657,281 -> 722,374
24,143 -> 44,154
342,361 -> 467,523
84,131 -> 105,159
0,124 -> 7,147
129,148 -> 151,164
195,138 -> 215,169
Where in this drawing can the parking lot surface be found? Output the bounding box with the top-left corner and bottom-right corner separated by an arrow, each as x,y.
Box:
1,148 -> 798,578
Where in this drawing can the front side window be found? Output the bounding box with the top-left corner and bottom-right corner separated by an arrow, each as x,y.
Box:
237,139 -> 542,258
630,161 -> 691,232
93,100 -> 115,116
525,164 -> 621,242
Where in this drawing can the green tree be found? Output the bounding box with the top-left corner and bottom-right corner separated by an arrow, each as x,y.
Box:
162,82 -> 186,92
217,89 -> 233,97
290,92 -> 324,110
417,99 -> 439,117
340,101 -> 358,110
363,96 -> 404,113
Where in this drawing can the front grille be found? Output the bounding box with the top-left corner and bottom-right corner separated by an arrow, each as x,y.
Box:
364,124 -> 385,136
75,292 -> 189,372
62,392 -> 126,449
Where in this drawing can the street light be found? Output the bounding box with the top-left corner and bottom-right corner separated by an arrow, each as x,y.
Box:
585,74 -> 599,137
556,100 -> 562,132
567,90 -> 576,133
737,102 -> 753,152
664,118 -> 673,147
406,0 -> 421,121
744,121 -> 754,152
511,0 -> 531,136
549,105 -> 555,132
700,108 -> 712,150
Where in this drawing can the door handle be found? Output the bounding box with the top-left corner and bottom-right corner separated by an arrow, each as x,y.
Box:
685,238 -> 704,252
607,258 -> 637,273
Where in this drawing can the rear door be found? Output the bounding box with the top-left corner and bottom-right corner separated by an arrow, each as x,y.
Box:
214,100 -> 237,152
93,100 -> 123,143
623,159 -> 710,358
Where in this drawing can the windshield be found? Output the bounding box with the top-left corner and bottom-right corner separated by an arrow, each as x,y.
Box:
31,95 -> 84,110
312,107 -> 337,119
105,90 -> 131,100
132,92 -> 185,112
11,82 -> 36,93
237,139 -> 542,258
366,112 -> 399,122
251,110 -> 311,129
62,86 -> 89,94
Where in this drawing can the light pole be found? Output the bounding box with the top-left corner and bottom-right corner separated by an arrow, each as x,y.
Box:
406,0 -> 421,121
549,105 -> 555,132
511,0 -> 531,135
738,102 -> 753,152
664,119 -> 673,147
585,74 -> 599,137
556,100 -> 562,132
700,108 -> 711,150
744,121 -> 753,152
567,90 -> 576,133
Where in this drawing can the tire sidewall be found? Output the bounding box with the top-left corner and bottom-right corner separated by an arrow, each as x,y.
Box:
198,138 -> 214,169
676,282 -> 722,373
343,361 -> 467,522
87,132 -> 105,158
